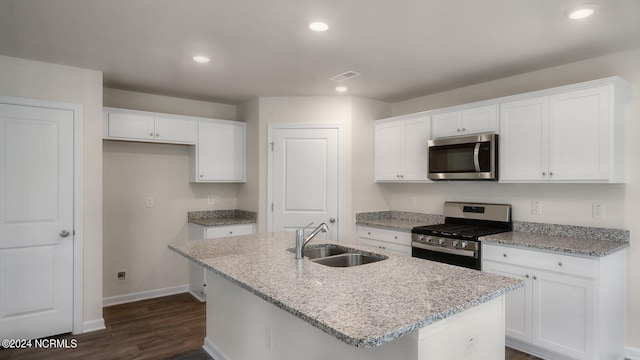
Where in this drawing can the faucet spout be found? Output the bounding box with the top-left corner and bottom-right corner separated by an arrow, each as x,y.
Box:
295,223 -> 329,259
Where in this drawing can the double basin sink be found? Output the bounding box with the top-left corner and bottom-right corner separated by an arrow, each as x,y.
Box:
292,244 -> 388,267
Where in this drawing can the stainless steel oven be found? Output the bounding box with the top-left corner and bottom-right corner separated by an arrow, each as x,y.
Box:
411,202 -> 511,270
427,133 -> 498,181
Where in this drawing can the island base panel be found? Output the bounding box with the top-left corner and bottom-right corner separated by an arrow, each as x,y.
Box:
203,270 -> 506,360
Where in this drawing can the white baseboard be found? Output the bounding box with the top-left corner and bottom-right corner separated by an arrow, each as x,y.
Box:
102,284 -> 189,307
203,337 -> 228,360
627,346 -> 640,360
78,318 -> 106,334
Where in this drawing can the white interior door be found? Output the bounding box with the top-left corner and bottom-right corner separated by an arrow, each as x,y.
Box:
0,102 -> 74,339
271,127 -> 339,240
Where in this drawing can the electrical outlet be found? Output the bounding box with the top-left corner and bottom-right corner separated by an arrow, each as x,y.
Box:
146,196 -> 154,208
265,328 -> 272,350
593,203 -> 605,218
532,200 -> 542,215
116,270 -> 127,283
410,195 -> 417,207
462,334 -> 479,356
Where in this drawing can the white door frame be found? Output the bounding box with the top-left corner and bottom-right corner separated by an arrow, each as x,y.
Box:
0,95 -> 84,335
267,123 -> 343,240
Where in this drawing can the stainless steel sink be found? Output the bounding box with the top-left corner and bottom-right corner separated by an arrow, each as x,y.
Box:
300,244 -> 349,259
288,243 -> 388,267
310,253 -> 387,267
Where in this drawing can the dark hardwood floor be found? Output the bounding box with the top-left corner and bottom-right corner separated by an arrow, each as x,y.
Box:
0,293 -> 540,359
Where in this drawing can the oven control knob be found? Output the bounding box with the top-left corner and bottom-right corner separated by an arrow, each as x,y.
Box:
438,238 -> 445,245
460,241 -> 468,249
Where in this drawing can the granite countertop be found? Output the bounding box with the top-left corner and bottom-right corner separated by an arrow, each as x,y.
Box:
480,231 -> 629,257
169,232 -> 522,348
355,211 -> 444,231
188,209 -> 256,227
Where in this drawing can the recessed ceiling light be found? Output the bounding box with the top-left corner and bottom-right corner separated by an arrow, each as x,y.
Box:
193,56 -> 210,63
335,86 -> 348,93
564,4 -> 598,19
309,22 -> 329,32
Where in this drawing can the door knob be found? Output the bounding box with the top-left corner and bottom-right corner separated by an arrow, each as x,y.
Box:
329,218 -> 336,223
60,230 -> 70,237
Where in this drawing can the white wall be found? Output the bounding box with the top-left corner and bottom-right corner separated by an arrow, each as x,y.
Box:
391,48 -> 640,351
102,88 -> 239,300
0,55 -> 104,328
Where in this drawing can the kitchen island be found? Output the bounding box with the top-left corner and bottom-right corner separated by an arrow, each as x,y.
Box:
169,231 -> 523,360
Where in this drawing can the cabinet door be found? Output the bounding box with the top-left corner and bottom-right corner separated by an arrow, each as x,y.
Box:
462,105 -> 497,135
549,86 -> 610,181
154,116 -> 196,144
483,261 -> 532,342
402,116 -> 430,181
197,121 -> 246,182
107,112 -> 154,140
374,121 -> 404,181
432,111 -> 462,138
499,97 -> 549,182
532,271 -> 594,360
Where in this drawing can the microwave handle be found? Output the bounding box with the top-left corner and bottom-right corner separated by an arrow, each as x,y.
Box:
473,143 -> 481,172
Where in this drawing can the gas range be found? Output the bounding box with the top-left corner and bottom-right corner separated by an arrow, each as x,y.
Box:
411,202 -> 512,270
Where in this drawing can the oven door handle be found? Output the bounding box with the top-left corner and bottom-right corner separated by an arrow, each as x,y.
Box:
412,241 -> 477,258
473,143 -> 481,172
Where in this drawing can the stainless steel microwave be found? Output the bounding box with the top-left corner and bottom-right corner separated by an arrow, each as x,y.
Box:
427,133 -> 498,180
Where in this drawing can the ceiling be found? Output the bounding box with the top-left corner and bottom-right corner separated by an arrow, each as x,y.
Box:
1,0 -> 639,104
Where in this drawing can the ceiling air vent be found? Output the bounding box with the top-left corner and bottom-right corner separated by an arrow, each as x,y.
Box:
330,71 -> 361,82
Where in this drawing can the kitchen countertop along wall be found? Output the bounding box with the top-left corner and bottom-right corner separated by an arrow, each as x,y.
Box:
357,211 -> 629,258
188,210 -> 257,227
355,211 -> 444,231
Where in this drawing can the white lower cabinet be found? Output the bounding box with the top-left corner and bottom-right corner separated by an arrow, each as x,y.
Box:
357,225 -> 411,256
187,223 -> 255,301
483,243 -> 626,360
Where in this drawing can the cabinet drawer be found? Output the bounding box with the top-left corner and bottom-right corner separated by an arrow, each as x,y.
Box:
483,244 -> 596,277
357,226 -> 411,246
205,224 -> 254,239
360,237 -> 410,256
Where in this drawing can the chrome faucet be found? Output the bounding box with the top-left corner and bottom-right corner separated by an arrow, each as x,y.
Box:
295,223 -> 329,259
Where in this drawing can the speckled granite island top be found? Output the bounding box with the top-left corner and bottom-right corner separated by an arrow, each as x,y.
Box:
169,231 -> 522,348
188,209 -> 256,227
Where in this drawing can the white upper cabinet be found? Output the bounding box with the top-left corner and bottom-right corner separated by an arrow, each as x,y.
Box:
192,119 -> 246,182
103,108 -> 196,144
500,79 -> 627,183
432,104 -> 497,138
375,114 -> 430,182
